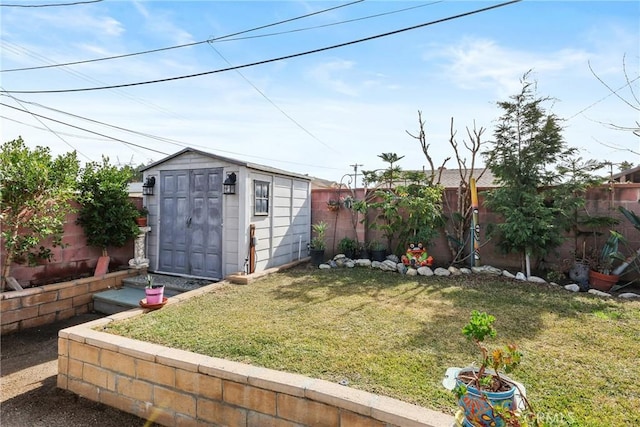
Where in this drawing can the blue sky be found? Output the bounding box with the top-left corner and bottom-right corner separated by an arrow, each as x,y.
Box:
1,0 -> 638,183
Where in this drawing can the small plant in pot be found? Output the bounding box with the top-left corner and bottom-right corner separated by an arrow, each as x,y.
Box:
310,221 -> 328,267
136,206 -> 149,227
588,230 -> 624,292
368,240 -> 387,262
144,274 -> 164,305
337,237 -> 357,259
453,311 -> 540,427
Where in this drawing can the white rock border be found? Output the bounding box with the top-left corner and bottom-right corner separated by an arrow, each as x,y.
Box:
317,254 -> 640,300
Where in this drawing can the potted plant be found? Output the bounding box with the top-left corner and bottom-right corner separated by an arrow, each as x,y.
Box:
136,206 -> 149,227
337,237 -> 357,259
144,274 -> 165,305
588,230 -> 624,291
327,199 -> 340,212
310,221 -> 328,266
453,311 -> 539,427
369,240 -> 386,262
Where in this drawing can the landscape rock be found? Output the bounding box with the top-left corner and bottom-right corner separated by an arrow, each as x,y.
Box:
355,259 -> 372,267
502,270 -> 515,279
329,260 -> 338,268
334,254 -> 346,261
335,258 -> 346,268
549,282 -> 560,286
515,272 -> 527,281
527,276 -> 547,283
319,264 -> 331,270
371,261 -> 382,269
588,289 -> 611,297
397,263 -> 407,274
471,265 -> 502,275
345,261 -> 355,268
380,260 -> 397,271
448,266 -> 462,276
417,266 -> 434,276
618,292 -> 640,299
386,254 -> 400,263
564,284 -> 580,292
406,268 -> 418,276
460,268 -> 472,275
434,267 -> 451,276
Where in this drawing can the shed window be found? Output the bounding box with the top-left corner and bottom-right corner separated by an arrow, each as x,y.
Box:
254,181 -> 269,215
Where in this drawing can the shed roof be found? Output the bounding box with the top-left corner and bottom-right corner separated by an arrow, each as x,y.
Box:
141,147 -> 311,181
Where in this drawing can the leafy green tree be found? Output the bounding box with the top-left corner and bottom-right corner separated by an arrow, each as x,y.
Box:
0,137 -> 79,289
483,73 -> 575,274
76,157 -> 140,254
365,153 -> 444,253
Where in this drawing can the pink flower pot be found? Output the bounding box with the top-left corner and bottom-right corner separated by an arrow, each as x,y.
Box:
145,286 -> 164,305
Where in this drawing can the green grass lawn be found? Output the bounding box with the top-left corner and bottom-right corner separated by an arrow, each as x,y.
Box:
103,267 -> 640,426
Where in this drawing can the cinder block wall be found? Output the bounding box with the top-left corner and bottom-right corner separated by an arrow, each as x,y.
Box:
312,184 -> 640,271
1,270 -> 142,335
2,199 -> 139,287
57,296 -> 454,427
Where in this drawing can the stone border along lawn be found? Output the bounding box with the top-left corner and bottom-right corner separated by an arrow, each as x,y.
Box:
321,254 -> 640,299
57,267 -> 455,427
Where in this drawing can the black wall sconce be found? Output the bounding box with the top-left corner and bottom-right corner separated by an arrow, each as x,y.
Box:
223,172 -> 237,195
142,176 -> 156,196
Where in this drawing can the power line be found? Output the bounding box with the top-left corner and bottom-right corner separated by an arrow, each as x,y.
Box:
2,0 -> 521,94
0,0 -> 364,73
1,97 -> 346,171
0,0 -> 102,7
206,42 -> 338,153
219,1 -> 443,44
567,74 -> 640,120
1,40 -> 192,120
1,89 -> 91,160
1,102 -> 170,155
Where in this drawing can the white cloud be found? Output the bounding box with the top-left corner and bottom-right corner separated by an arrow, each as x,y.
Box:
430,37 -> 590,96
307,59 -> 358,96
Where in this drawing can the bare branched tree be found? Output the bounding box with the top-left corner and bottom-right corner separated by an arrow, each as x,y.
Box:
407,111 -> 487,263
588,55 -> 640,145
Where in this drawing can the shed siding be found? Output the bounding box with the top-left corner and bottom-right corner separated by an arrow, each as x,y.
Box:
142,149 -> 310,279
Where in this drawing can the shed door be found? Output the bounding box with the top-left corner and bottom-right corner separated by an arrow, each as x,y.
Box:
159,168 -> 223,279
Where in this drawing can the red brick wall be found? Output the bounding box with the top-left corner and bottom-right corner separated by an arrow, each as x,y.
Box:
2,199 -> 140,287
312,184 -> 640,272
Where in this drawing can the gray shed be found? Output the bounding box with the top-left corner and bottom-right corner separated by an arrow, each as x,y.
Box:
140,148 -> 311,280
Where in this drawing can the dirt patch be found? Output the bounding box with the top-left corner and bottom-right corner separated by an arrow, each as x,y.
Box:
1,313 -> 156,427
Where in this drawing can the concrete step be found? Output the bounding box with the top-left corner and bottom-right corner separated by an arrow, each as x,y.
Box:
92,286 -> 182,315
122,273 -> 214,293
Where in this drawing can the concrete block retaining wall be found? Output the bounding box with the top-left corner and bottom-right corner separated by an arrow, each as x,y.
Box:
1,270 -> 142,335
57,285 -> 454,427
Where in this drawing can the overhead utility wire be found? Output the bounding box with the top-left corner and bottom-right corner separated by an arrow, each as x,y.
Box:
219,1 -> 443,43
206,43 -> 337,152
0,0 -> 101,7
1,0 -> 364,72
3,0 -> 521,94
1,89 -> 91,160
1,97 -> 345,170
0,102 -> 170,155
0,115 -> 113,141
567,75 -> 640,120
2,40 -> 186,120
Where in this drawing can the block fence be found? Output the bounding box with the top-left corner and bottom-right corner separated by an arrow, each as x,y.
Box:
57,284 -> 454,427
1,269 -> 142,335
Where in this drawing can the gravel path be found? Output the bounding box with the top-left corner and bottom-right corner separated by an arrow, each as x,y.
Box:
1,314 -> 156,427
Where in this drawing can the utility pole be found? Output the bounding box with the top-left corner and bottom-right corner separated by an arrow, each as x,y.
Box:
349,163 -> 364,189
